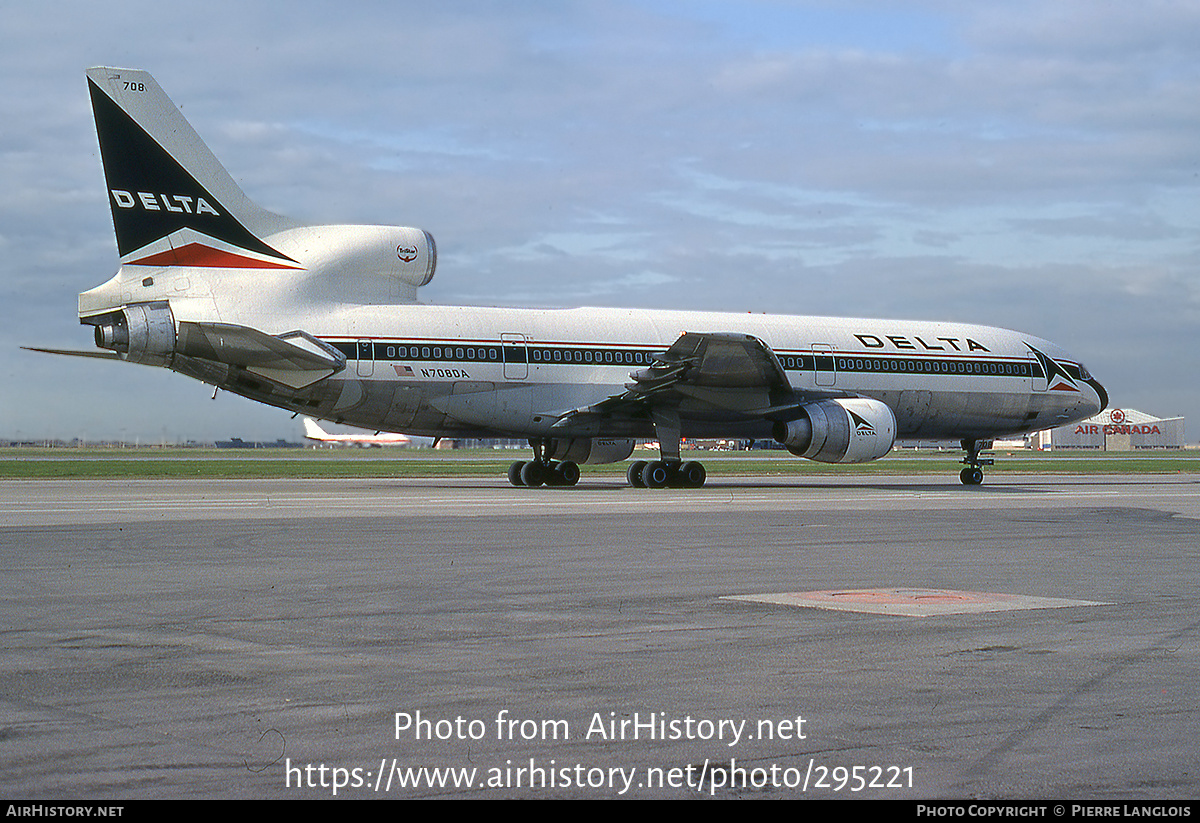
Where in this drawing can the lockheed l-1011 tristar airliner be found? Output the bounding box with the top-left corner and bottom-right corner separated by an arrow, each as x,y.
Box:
29,68 -> 1107,487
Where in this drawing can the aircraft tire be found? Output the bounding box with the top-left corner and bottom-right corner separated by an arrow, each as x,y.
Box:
960,467 -> 984,485
555,461 -> 581,486
520,461 -> 546,487
627,461 -> 648,488
508,461 -> 527,486
678,461 -> 706,488
641,461 -> 672,489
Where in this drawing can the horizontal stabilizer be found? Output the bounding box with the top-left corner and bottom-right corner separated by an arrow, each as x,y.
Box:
176,323 -> 345,389
22,346 -> 122,361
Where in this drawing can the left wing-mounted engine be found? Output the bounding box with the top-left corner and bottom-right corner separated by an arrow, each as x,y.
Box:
549,331 -> 898,468
773,397 -> 896,463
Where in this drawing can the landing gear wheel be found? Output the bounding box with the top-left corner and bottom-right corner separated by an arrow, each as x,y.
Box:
678,461 -> 707,488
958,439 -> 991,486
960,467 -> 984,486
519,460 -> 546,488
641,461 -> 673,489
508,461 -> 527,487
508,439 -> 584,488
553,461 -> 580,487
627,461 -> 648,488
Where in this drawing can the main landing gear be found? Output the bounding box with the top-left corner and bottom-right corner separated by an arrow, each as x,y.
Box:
626,459 -> 707,489
959,439 -> 994,485
626,408 -> 706,489
507,438 -> 580,487
505,409 -> 712,489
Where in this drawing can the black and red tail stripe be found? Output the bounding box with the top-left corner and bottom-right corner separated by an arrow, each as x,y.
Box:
89,78 -> 298,268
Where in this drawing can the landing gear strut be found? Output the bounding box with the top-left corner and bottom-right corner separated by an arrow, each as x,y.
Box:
507,438 -> 580,487
959,439 -> 993,485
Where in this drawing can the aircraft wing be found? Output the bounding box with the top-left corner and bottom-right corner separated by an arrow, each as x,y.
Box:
551,332 -> 805,433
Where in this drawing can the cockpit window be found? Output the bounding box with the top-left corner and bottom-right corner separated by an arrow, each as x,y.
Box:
1078,363 -> 1092,380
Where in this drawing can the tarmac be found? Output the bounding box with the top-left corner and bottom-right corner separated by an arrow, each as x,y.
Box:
1,474 -> 1198,799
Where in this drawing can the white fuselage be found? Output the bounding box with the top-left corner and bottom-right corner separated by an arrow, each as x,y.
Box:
80,259 -> 1106,444
222,299 -> 1102,441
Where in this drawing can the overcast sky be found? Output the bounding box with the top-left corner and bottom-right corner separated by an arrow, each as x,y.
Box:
3,1 -> 1198,442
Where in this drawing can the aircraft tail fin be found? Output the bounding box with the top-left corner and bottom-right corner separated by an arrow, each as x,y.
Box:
303,418 -> 329,440
86,67 -> 302,269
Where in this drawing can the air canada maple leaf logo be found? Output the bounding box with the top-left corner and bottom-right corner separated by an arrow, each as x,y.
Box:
1026,344 -> 1080,393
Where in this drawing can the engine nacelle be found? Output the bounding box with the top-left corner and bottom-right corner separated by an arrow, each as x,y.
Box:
90,301 -> 176,367
297,225 -> 436,289
773,398 -> 896,464
548,438 -> 636,465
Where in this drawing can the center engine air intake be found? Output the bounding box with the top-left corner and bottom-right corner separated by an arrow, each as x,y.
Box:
773,397 -> 896,463
296,225 -> 437,289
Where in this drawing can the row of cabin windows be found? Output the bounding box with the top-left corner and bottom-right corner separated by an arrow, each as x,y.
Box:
834,358 -> 1031,376
360,343 -> 655,365
530,348 -> 651,365
348,343 -> 1032,377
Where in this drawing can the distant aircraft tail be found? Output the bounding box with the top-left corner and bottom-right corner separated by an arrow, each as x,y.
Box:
301,417 -> 412,445
86,66 -> 303,269
303,417 -> 330,440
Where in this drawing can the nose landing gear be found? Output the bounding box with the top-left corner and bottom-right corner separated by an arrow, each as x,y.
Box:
959,439 -> 994,485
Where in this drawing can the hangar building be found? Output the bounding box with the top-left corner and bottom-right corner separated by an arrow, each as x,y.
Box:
1035,408 -> 1185,450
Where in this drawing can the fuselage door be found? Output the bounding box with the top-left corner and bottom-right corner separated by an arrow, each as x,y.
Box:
812,343 -> 836,386
1029,352 -> 1046,392
501,333 -> 528,380
356,339 -> 374,377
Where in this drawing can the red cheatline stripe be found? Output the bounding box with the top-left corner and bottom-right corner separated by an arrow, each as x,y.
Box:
129,243 -> 301,269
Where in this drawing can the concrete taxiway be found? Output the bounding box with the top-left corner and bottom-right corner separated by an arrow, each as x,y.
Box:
1,474 -> 1198,798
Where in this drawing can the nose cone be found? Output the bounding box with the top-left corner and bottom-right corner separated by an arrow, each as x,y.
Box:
1086,376 -> 1109,416
1028,340 -> 1107,426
